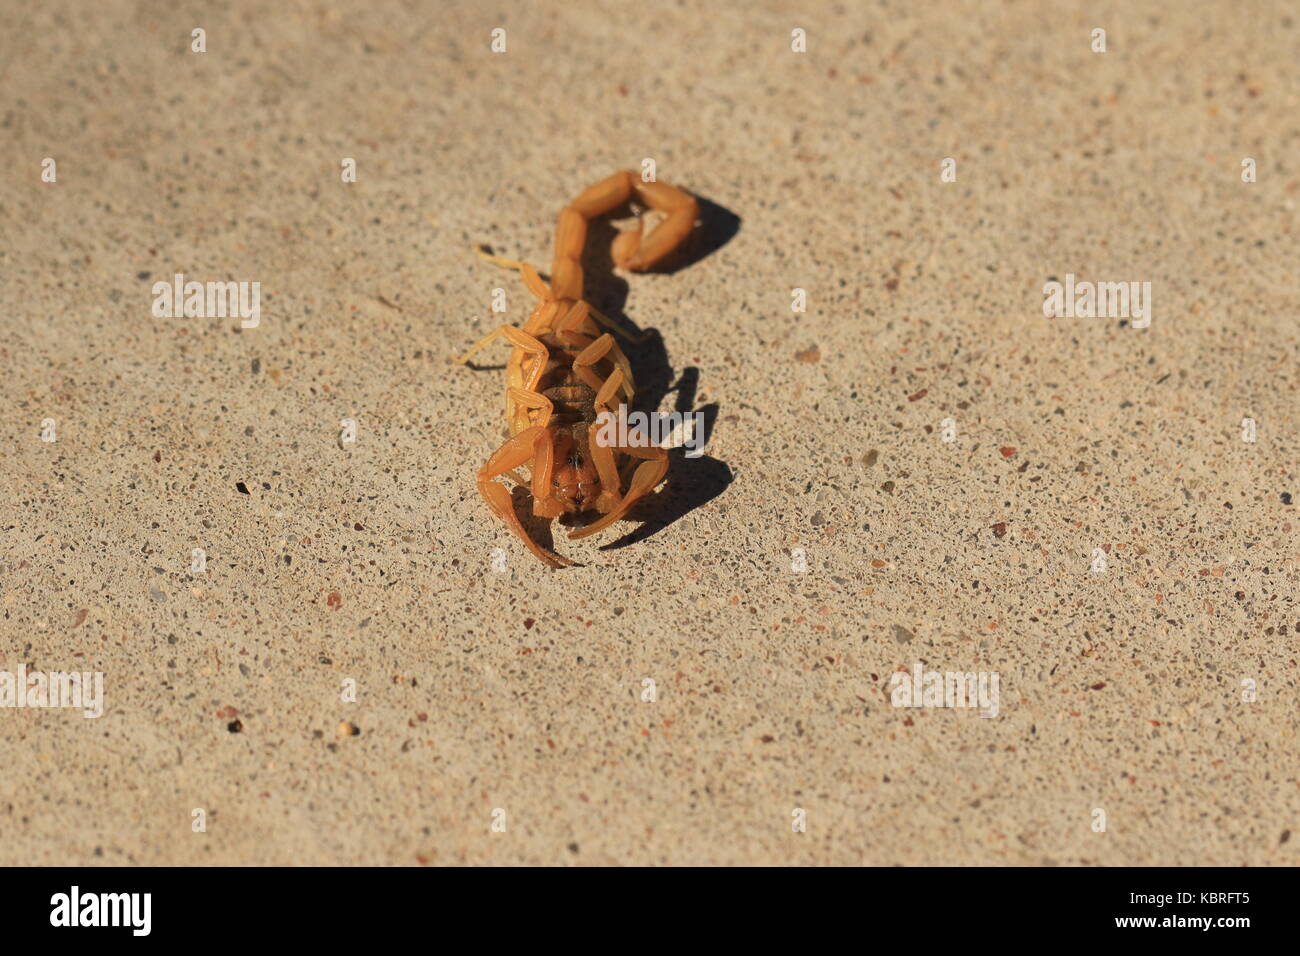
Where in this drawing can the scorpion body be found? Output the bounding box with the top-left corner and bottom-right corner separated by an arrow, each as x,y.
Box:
457,170 -> 699,567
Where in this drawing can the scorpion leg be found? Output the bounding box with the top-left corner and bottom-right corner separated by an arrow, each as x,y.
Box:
556,299 -> 597,336
575,370 -> 667,538
518,262 -> 553,301
571,332 -> 635,402
455,323 -> 548,372
506,386 -> 554,431
570,349 -> 623,402
585,369 -> 628,513
558,291 -> 647,348
473,246 -> 553,301
593,366 -> 625,411
478,426 -> 574,568
585,300 -> 653,345
456,324 -> 550,430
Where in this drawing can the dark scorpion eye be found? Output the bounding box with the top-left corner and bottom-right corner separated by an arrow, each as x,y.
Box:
568,454 -> 582,468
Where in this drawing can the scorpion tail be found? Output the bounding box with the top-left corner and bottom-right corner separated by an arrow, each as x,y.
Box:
550,171 -> 698,301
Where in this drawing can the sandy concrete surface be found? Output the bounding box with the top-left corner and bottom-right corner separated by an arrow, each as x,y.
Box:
1,0 -> 1297,866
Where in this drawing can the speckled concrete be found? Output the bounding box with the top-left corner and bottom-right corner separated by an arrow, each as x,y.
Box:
1,0 -> 1297,865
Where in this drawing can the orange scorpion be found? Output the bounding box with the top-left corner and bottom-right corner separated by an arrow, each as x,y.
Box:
456,170 -> 699,568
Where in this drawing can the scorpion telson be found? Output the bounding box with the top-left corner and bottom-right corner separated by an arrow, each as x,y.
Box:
455,170 -> 699,567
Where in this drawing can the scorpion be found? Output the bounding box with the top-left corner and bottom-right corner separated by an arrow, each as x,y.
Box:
456,170 -> 699,568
